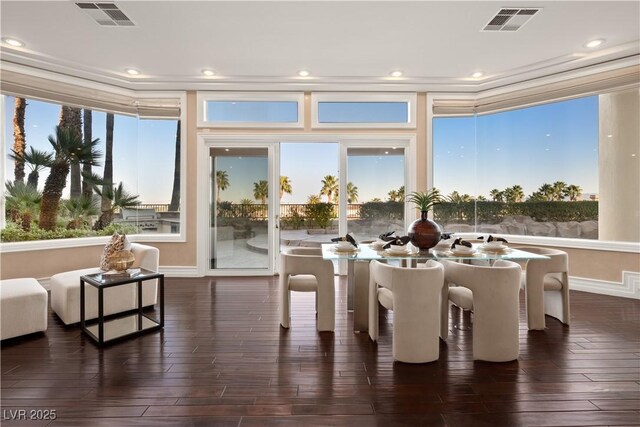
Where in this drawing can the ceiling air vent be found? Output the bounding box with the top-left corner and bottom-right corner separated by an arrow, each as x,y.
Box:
482,8 -> 540,32
76,2 -> 135,26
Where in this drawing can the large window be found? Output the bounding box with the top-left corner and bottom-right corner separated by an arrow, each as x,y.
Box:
433,96 -> 603,240
2,95 -> 182,242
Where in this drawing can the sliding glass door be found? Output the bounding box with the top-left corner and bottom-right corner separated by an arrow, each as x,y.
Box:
208,144 -> 278,274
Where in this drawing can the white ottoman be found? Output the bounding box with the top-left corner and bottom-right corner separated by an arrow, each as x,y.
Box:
50,243 -> 159,325
0,278 -> 48,340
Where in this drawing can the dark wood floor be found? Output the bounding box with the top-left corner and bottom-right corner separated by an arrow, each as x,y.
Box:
1,276 -> 639,426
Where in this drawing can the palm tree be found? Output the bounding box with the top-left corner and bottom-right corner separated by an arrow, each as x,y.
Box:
564,184 -> 582,201
538,183 -> 555,201
388,189 -> 399,202
12,97 -> 27,184
476,195 -> 487,201
397,185 -> 405,202
39,126 -> 102,230
448,191 -> 472,203
98,113 -> 114,224
64,195 -> 99,229
82,109 -> 93,198
552,181 -> 567,201
5,181 -> 41,231
320,175 -> 338,203
9,147 -> 53,189
93,182 -> 140,230
489,189 -> 504,202
346,182 -> 358,203
169,120 -> 181,211
253,180 -> 268,204
60,106 -> 83,199
511,185 -> 525,203
279,175 -> 292,200
527,191 -> 546,202
306,194 -> 321,204
216,170 -> 230,203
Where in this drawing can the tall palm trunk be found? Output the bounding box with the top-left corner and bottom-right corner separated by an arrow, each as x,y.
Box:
27,171 -> 39,188
60,106 -> 83,199
82,109 -> 93,197
97,113 -> 114,226
39,160 -> 70,230
12,97 -> 27,183
168,121 -> 181,211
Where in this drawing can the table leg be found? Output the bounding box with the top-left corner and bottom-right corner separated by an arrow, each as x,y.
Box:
80,279 -> 85,331
347,260 -> 354,311
353,261 -> 370,333
98,288 -> 104,345
159,276 -> 165,327
137,280 -> 143,331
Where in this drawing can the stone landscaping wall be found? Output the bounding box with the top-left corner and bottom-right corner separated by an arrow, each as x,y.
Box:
441,215 -> 598,239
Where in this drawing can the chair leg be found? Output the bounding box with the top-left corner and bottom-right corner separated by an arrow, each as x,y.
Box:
280,288 -> 290,329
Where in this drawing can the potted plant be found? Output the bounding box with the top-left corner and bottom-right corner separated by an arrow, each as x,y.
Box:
406,190 -> 443,251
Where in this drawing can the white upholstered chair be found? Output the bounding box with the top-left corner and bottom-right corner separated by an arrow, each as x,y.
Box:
279,247 -> 335,332
50,243 -> 159,325
442,259 -> 522,362
368,260 -> 444,363
518,247 -> 570,330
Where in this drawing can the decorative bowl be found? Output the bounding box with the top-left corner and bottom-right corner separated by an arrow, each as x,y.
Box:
109,250 -> 135,271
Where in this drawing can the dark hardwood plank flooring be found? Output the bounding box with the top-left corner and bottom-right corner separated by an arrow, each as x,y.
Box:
1,276 -> 639,426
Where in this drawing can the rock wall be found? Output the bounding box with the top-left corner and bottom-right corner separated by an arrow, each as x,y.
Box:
442,216 -> 598,239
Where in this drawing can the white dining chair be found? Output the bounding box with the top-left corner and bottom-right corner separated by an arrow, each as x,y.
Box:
442,259 -> 522,362
279,247 -> 335,332
517,247 -> 570,330
368,260 -> 444,363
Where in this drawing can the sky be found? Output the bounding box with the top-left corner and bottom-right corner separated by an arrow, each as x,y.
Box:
433,95 -> 599,198
3,96 -> 178,204
4,94 -> 598,207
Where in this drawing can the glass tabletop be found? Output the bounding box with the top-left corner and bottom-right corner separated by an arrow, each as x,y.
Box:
81,268 -> 161,286
321,242 -> 549,262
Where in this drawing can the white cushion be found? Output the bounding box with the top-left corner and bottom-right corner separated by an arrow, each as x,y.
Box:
51,268 -> 138,325
1,278 -> 48,340
449,286 -> 473,310
543,275 -> 563,291
377,287 -> 394,310
520,272 -> 563,291
288,274 -> 318,292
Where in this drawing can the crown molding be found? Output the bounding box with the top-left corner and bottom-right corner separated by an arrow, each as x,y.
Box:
2,39 -> 638,93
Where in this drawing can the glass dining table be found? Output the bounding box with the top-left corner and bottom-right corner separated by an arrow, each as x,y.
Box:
321,242 -> 549,333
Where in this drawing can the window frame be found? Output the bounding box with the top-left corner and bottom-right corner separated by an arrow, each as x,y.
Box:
197,92 -> 305,128
311,92 -> 417,129
0,90 -> 188,253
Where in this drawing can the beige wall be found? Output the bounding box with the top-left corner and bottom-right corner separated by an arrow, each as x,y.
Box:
1,90 -> 638,289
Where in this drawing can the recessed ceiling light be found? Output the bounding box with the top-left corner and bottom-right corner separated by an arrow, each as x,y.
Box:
472,71 -> 483,78
2,37 -> 24,47
125,68 -> 140,76
202,69 -> 215,77
390,71 -> 403,78
585,39 -> 605,48
298,70 -> 310,77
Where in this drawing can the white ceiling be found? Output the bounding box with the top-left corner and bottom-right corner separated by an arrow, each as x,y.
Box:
1,1 -> 639,92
